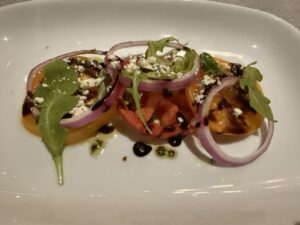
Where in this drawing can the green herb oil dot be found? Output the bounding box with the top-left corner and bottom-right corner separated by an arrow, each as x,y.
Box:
155,146 -> 177,159
90,139 -> 105,158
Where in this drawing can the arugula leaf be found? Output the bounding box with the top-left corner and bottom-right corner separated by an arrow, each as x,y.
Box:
38,94 -> 78,184
172,49 -> 197,74
239,65 -> 274,121
97,82 -> 106,100
199,52 -> 223,76
34,59 -> 79,185
97,69 -> 106,100
127,73 -> 152,133
145,37 -> 178,58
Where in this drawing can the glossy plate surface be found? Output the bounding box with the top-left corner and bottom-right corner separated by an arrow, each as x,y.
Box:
0,0 -> 300,224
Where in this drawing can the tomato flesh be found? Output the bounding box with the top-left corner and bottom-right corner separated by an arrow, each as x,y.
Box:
118,90 -> 194,139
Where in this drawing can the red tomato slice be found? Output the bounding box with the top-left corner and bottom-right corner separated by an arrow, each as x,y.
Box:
117,90 -> 194,139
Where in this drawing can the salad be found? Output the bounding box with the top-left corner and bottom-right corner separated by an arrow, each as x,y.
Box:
22,38 -> 275,185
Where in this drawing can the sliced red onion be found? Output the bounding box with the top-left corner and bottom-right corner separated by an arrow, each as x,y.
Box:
26,50 -> 122,129
108,41 -> 200,91
195,76 -> 274,166
118,74 -> 132,87
60,104 -> 108,128
27,49 -> 105,92
104,81 -> 124,106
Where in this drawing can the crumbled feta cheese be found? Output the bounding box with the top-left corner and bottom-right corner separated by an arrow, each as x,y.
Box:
77,65 -> 85,72
42,83 -> 48,87
125,61 -> 140,74
176,72 -> 183,78
172,57 -> 183,62
64,58 -> 71,63
78,95 -> 87,101
110,60 -> 120,69
195,94 -> 206,104
177,117 -> 184,123
202,75 -> 217,86
106,85 -> 112,92
70,100 -> 89,116
176,50 -> 186,57
78,77 -> 103,89
82,90 -> 89,95
233,108 -> 243,117
34,97 -> 44,105
147,56 -> 157,64
108,55 -> 116,61
153,119 -> 160,124
159,64 -> 170,73
138,58 -> 154,70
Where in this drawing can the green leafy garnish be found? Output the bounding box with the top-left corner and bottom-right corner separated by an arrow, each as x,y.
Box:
199,52 -> 223,76
239,64 -> 274,121
145,37 -> 178,58
172,49 -> 197,73
127,73 -> 152,133
34,59 -> 79,185
97,82 -> 106,100
97,70 -> 106,100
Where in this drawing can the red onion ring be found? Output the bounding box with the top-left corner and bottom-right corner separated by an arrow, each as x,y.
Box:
27,49 -> 104,92
195,76 -> 274,166
107,41 -> 200,91
26,50 -> 121,129
61,104 -> 108,128
60,64 -> 122,128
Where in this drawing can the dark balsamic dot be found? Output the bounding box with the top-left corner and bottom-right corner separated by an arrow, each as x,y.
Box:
162,88 -> 173,98
133,142 -> 152,157
195,122 -> 201,128
176,112 -> 189,130
163,126 -> 176,132
203,117 -> 209,126
230,63 -> 243,76
62,113 -> 72,119
98,123 -> 115,134
22,99 -> 33,116
168,135 -> 183,147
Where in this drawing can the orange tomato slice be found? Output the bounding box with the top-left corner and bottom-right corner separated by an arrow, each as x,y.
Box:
185,68 -> 263,136
22,104 -> 116,145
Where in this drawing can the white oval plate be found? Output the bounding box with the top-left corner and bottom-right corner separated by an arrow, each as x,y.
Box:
1,0 -> 300,224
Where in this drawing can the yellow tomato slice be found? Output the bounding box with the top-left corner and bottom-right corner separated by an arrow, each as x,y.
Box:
24,55 -> 117,145
22,104 -> 116,145
185,71 -> 263,136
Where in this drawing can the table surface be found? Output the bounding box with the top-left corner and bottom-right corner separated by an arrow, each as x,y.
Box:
0,0 -> 299,29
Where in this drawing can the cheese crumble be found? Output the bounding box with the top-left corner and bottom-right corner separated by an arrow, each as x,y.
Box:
233,107 -> 243,117
34,97 -> 44,105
